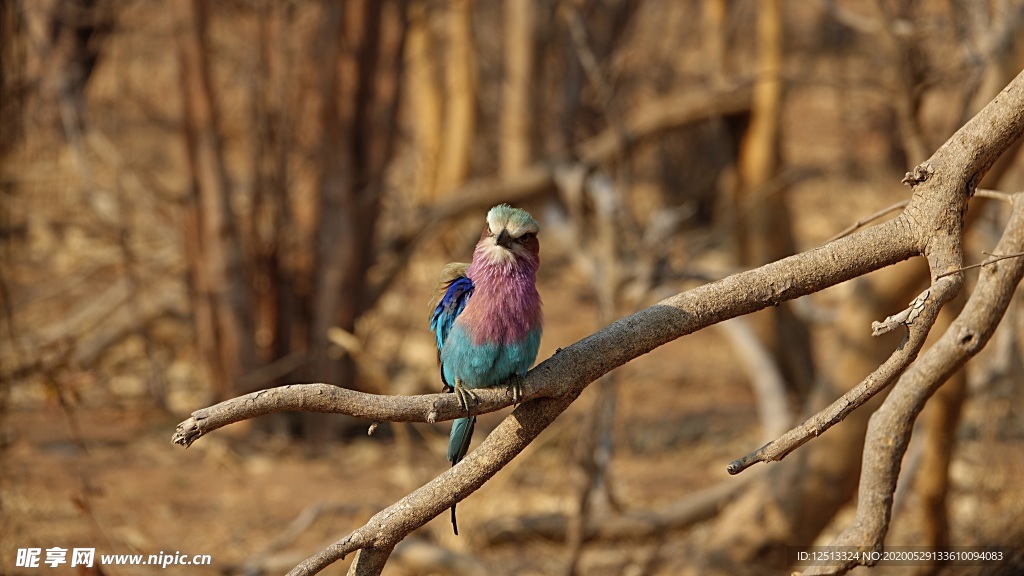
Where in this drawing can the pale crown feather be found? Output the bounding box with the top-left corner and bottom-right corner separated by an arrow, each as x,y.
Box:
486,204 -> 540,238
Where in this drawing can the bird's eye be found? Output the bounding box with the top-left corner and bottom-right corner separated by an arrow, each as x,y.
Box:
520,232 -> 535,241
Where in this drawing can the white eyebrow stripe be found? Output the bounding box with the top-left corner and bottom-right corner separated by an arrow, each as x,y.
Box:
487,210 -> 503,234
486,206 -> 540,238
487,217 -> 539,237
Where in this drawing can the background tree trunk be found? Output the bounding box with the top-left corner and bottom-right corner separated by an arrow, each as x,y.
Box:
175,0 -> 254,401
501,0 -> 533,177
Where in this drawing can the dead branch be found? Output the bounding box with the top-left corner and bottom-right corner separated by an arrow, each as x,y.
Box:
172,383 -> 520,447
825,200 -> 909,243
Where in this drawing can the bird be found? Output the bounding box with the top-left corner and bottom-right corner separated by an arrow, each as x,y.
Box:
429,204 -> 543,535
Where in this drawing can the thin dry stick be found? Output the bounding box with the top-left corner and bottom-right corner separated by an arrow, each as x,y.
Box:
172,383 -> 525,447
935,250 -> 1024,279
975,188 -> 1017,202
825,199 -> 909,243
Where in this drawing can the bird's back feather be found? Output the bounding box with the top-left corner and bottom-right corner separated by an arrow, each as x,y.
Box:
429,263 -> 474,387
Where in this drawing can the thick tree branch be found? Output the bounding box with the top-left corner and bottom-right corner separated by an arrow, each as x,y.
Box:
172,383 -> 526,447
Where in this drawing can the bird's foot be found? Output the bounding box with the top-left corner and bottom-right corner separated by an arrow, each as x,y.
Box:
506,374 -> 524,407
453,379 -> 479,416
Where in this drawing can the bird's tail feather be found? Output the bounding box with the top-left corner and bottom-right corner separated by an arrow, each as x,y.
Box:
448,416 -> 476,535
448,416 -> 476,465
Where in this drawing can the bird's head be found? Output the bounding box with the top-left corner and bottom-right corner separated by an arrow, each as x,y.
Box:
475,204 -> 540,268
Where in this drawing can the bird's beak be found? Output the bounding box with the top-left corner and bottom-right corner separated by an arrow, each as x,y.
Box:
496,229 -> 513,249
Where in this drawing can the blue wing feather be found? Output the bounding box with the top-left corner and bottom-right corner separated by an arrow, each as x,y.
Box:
429,274 -> 474,388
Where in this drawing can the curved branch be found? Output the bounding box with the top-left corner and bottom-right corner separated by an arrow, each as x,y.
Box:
172,383 -> 527,448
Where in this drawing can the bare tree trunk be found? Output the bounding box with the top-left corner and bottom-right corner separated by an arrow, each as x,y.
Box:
501,0 -> 533,176
175,0 -> 254,400
406,1 -> 443,201
438,0 -> 476,191
703,0 -> 728,87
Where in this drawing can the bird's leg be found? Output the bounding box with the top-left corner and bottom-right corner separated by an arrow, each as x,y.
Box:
506,374 -> 524,407
453,378 -> 479,416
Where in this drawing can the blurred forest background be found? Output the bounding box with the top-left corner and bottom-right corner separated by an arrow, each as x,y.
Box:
4,0 -> 1024,574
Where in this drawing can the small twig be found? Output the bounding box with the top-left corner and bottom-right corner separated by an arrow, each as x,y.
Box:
975,188 -> 1017,202
871,288 -> 931,336
935,251 -> 1024,279
825,200 -> 909,243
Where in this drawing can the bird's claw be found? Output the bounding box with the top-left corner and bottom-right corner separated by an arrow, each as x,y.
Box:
453,379 -> 479,416
507,375 -> 524,407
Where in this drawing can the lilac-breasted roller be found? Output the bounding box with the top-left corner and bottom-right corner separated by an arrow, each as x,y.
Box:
429,204 -> 543,535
